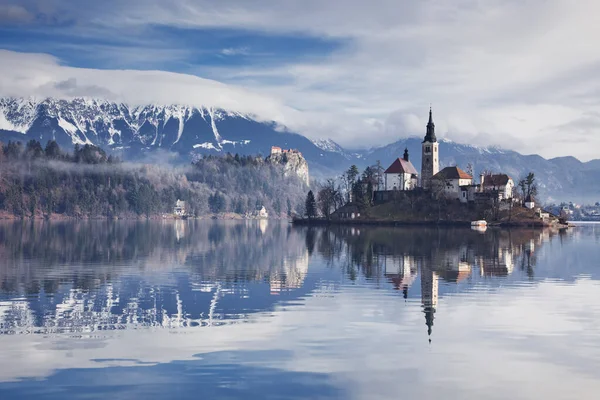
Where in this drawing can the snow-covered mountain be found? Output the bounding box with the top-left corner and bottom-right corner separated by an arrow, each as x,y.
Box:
0,97 -> 355,175
1,96 -> 600,202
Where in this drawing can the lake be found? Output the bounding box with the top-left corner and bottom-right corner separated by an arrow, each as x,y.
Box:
0,220 -> 599,399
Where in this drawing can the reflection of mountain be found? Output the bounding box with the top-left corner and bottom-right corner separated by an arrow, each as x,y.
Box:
0,221 -> 311,335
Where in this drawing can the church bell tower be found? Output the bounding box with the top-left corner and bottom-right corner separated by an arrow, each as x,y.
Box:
421,107 -> 439,189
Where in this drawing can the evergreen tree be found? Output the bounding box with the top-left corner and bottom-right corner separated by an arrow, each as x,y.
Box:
274,197 -> 282,215
286,198 -> 292,217
44,140 -> 61,159
305,190 -> 317,219
25,140 -> 44,159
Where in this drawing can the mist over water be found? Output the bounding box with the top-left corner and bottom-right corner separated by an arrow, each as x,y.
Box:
0,221 -> 599,399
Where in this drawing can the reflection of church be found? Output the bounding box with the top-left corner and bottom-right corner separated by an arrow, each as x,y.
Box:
420,266 -> 439,340
383,255 -> 417,298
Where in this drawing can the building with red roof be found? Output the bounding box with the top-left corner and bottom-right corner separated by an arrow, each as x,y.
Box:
383,148 -> 419,191
432,166 -> 474,200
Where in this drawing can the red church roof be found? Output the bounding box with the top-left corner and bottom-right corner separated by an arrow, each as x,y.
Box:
384,158 -> 418,175
434,166 -> 473,180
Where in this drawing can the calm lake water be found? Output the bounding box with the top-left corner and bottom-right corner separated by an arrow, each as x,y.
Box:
0,220 -> 599,399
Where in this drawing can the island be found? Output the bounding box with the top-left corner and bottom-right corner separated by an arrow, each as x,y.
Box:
294,108 -> 569,229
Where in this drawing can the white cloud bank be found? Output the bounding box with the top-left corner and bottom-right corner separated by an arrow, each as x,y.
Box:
1,0 -> 600,160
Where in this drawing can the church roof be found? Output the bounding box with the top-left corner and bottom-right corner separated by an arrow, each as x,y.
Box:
423,107 -> 437,143
483,174 -> 512,187
385,158 -> 418,175
434,166 -> 473,180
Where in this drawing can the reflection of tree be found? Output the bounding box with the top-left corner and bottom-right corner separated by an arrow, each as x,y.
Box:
312,226 -> 551,282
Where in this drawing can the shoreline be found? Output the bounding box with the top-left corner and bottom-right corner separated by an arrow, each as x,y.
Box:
292,217 -> 569,229
0,213 -> 285,222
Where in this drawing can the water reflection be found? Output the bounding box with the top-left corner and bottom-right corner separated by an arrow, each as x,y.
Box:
309,226 -> 574,340
1,222 -> 600,399
0,220 -> 311,334
0,223 -> 585,339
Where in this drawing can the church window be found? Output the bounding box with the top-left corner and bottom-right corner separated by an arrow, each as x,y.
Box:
426,157 -> 429,163
425,146 -> 431,153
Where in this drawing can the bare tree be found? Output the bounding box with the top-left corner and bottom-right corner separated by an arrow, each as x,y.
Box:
430,175 -> 451,220
317,179 -> 338,219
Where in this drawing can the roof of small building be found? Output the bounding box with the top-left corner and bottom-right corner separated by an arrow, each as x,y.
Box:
384,158 -> 418,175
333,203 -> 361,214
434,166 -> 473,180
483,174 -> 512,186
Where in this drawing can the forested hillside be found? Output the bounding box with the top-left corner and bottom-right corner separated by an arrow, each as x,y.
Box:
0,140 -> 308,219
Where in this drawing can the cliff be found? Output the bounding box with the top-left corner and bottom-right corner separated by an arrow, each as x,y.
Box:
266,151 -> 310,186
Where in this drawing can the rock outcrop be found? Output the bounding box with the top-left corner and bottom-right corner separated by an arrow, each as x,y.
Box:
266,149 -> 310,186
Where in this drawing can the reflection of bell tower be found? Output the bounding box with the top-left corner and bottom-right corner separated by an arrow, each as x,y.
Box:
421,107 -> 439,190
421,266 -> 439,340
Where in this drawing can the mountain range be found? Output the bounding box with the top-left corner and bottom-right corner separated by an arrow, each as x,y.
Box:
1,97 -> 599,203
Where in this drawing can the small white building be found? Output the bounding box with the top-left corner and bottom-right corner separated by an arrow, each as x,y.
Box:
432,166 -> 473,200
480,174 -> 515,200
383,149 -> 419,191
254,206 -> 269,219
173,200 -> 186,216
524,195 -> 535,209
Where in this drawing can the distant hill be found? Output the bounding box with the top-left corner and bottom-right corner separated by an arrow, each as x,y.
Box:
1,97 -> 599,203
359,138 -> 600,203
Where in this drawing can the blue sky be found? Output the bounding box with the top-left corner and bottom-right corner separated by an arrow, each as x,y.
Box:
0,0 -> 599,160
0,23 -> 345,74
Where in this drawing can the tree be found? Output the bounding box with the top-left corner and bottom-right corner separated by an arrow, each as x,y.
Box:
352,181 -> 368,209
366,181 -> 374,206
25,140 -> 44,160
209,192 -> 226,213
44,140 -> 61,159
374,160 -> 384,191
518,172 -> 538,202
4,141 -> 23,159
465,163 -> 474,177
274,197 -> 282,215
430,175 -> 451,220
317,180 -> 338,219
343,165 -> 360,202
362,166 -> 377,205
286,198 -> 292,217
305,190 -> 317,220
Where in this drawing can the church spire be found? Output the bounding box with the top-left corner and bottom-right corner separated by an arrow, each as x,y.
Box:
403,148 -> 409,162
424,106 -> 437,143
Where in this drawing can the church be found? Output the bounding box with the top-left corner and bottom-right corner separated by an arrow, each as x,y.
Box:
382,107 -> 441,190
380,107 -> 515,202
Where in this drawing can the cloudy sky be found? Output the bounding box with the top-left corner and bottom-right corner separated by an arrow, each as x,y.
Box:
0,0 -> 599,160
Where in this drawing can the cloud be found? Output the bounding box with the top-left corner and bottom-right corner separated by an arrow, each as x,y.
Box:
46,77 -> 115,98
0,4 -> 33,23
1,1 -> 600,160
221,47 -> 250,56
0,50 -> 298,125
